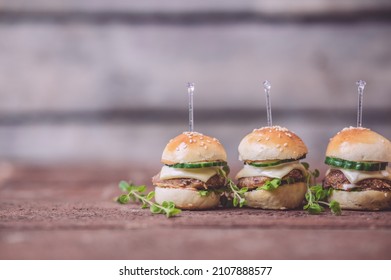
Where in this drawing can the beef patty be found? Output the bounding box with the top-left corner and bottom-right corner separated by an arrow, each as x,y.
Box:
323,169 -> 391,191
237,169 -> 305,190
152,173 -> 226,190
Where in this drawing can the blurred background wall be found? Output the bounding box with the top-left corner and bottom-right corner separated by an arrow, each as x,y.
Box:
0,0 -> 390,171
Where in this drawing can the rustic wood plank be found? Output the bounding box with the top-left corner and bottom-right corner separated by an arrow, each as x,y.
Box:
1,228 -> 390,260
0,166 -> 390,260
1,200 -> 391,231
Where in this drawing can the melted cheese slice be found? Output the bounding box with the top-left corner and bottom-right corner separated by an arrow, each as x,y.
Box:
327,167 -> 391,184
159,165 -> 219,182
341,184 -> 357,191
235,162 -> 307,180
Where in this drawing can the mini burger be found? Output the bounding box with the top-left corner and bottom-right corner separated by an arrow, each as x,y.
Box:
323,126 -> 391,210
152,131 -> 229,210
236,126 -> 308,209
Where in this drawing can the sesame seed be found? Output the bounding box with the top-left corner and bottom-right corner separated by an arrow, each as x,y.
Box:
189,139 -> 193,143
206,140 -> 211,143
278,133 -> 281,138
271,126 -> 289,132
342,126 -> 365,132
284,143 -> 288,147
265,137 -> 270,141
184,131 -> 204,137
178,142 -> 187,150
276,144 -> 281,148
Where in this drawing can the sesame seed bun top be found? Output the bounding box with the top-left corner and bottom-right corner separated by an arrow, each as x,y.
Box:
238,126 -> 308,161
326,126 -> 391,162
161,132 -> 227,165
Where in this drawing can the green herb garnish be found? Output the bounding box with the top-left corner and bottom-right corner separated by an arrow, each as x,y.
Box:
218,169 -> 247,207
302,163 -> 341,215
116,181 -> 182,218
198,190 -> 210,197
257,178 -> 281,191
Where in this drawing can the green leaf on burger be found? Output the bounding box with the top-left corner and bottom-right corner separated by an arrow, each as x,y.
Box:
198,190 -> 210,197
257,178 -> 281,191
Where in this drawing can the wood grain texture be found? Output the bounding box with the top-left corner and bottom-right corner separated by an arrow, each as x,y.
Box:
0,166 -> 390,260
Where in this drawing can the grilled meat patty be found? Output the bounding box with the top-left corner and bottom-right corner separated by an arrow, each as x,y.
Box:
152,173 -> 226,190
237,169 -> 305,190
323,169 -> 391,191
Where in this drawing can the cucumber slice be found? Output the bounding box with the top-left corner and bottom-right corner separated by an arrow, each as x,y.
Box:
246,155 -> 306,168
325,156 -> 388,171
168,161 -> 228,169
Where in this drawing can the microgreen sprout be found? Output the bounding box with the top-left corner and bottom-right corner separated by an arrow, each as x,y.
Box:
302,163 -> 342,215
198,190 -> 210,197
218,169 -> 247,207
257,178 -> 281,191
116,181 -> 181,218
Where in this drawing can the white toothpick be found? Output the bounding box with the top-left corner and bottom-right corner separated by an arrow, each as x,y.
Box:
263,80 -> 272,127
187,82 -> 195,132
356,80 -> 366,127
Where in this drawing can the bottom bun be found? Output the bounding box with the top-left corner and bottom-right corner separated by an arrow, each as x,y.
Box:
244,182 -> 307,210
154,187 -> 220,210
328,189 -> 391,210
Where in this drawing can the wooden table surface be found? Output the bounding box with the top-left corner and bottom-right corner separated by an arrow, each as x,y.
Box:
0,164 -> 390,260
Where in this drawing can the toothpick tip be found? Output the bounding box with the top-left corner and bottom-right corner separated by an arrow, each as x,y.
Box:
187,82 -> 195,91
263,80 -> 271,90
356,80 -> 366,90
